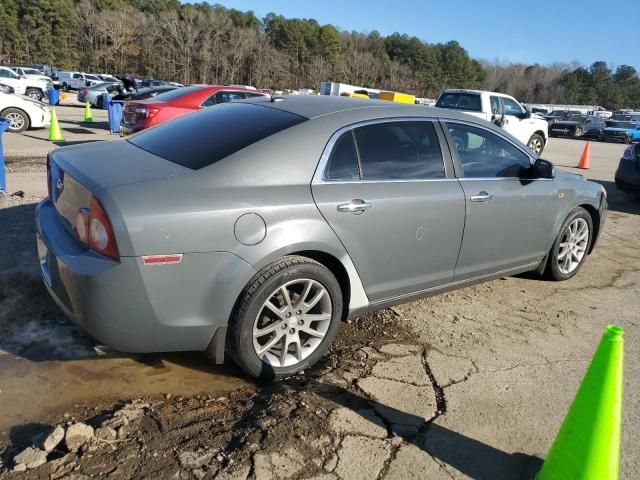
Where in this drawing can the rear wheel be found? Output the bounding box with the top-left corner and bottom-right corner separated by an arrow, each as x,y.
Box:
96,96 -> 103,109
227,256 -> 342,380
574,127 -> 583,138
545,207 -> 593,281
1,108 -> 30,132
62,83 -> 69,92
527,133 -> 545,155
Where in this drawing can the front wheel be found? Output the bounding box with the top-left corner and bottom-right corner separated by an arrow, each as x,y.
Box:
527,133 -> 545,155
545,207 -> 593,281
227,256 -> 343,380
1,108 -> 30,132
574,127 -> 583,138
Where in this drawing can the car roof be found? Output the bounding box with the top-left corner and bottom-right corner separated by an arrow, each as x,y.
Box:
243,95 -> 475,121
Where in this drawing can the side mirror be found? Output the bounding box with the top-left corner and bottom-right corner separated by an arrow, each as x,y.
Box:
534,158 -> 555,179
521,109 -> 532,119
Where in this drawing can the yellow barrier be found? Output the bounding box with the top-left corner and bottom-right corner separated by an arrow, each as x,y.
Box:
379,91 -> 415,104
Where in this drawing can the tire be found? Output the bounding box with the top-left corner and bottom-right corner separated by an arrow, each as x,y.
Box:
574,127 -> 583,138
62,83 -> 69,92
527,133 -> 545,155
545,207 -> 593,281
96,96 -> 103,109
1,108 -> 30,133
227,256 -> 343,380
25,88 -> 43,101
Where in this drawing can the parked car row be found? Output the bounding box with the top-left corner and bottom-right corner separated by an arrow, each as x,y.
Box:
547,111 -> 640,143
0,66 -> 53,101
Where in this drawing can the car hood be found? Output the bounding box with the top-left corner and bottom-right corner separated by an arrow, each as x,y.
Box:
50,139 -> 191,192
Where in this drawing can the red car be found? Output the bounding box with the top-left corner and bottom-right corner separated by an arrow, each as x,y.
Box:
121,85 -> 267,134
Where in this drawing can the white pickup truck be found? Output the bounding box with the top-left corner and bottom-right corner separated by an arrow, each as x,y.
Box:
435,89 -> 549,155
0,66 -> 52,102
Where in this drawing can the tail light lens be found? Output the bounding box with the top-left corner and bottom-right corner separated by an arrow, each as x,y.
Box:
80,89 -> 88,96
74,197 -> 119,259
133,106 -> 160,119
46,155 -> 52,200
622,146 -> 634,161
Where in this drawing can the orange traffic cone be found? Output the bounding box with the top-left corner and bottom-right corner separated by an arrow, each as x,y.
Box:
577,142 -> 591,169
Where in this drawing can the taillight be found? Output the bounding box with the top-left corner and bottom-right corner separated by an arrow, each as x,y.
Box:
80,89 -> 88,96
133,106 -> 160,119
622,146 -> 634,161
46,155 -> 52,200
74,197 -> 119,259
148,107 -> 160,118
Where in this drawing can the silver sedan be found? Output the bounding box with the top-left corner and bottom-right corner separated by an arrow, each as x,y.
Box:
77,81 -> 121,108
35,96 -> 607,379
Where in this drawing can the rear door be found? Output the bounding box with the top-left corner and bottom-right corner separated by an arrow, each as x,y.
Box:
443,120 -> 558,280
312,119 -> 466,302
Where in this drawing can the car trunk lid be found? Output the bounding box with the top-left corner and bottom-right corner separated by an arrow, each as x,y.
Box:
49,140 -> 190,239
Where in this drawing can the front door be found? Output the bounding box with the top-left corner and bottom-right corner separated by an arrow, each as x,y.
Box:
501,96 -> 533,145
312,119 -> 466,302
443,121 -> 559,281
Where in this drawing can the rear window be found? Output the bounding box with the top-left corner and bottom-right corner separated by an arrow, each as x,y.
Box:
127,103 -> 307,170
150,85 -> 202,102
435,92 -> 482,112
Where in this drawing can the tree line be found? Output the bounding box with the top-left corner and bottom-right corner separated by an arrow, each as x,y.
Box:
1,0 -> 639,109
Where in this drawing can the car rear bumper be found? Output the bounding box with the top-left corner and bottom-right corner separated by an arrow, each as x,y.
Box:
35,199 -> 256,353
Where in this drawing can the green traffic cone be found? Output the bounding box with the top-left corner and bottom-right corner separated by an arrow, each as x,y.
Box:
536,325 -> 624,480
48,109 -> 64,141
84,101 -> 93,123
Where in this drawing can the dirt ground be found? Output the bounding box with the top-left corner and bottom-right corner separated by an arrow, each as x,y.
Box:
0,125 -> 638,479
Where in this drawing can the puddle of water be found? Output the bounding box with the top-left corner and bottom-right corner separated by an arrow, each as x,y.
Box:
0,352 -> 248,434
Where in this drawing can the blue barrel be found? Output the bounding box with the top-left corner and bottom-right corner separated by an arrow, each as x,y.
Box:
0,117 -> 11,192
105,96 -> 124,134
46,89 -> 60,106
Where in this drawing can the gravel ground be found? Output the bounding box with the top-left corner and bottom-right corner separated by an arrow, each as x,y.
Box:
0,132 -> 638,479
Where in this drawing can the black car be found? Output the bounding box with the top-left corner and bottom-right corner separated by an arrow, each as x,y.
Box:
544,110 -> 582,123
615,142 -> 640,195
549,115 -> 606,139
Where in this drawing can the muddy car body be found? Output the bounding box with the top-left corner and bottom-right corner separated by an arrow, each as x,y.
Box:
36,96 -> 607,379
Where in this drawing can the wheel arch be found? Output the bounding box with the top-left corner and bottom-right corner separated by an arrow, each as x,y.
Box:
533,129 -> 547,141
579,203 -> 600,254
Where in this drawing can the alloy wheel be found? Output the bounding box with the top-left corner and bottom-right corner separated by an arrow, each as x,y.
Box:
6,112 -> 25,130
557,218 -> 589,274
252,279 -> 332,368
528,138 -> 543,154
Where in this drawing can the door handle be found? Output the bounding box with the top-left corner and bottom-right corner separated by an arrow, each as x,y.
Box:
337,199 -> 372,215
470,192 -> 494,203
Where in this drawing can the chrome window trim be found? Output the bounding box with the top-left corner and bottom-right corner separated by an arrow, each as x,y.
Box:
312,116 -> 450,185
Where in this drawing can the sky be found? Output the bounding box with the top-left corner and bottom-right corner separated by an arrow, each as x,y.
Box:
207,0 -> 637,71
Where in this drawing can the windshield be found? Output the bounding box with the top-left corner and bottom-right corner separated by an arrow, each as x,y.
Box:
128,103 -> 307,170
435,92 -> 482,112
23,68 -> 41,75
84,75 -> 100,81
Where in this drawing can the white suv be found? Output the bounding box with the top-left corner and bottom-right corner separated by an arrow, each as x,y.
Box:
435,89 -> 549,155
0,66 -> 52,102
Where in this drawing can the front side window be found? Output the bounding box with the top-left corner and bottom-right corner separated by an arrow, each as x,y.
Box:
490,96 -> 501,115
447,123 -> 532,178
501,97 -> 524,116
354,121 -> 445,180
73,74 -> 82,79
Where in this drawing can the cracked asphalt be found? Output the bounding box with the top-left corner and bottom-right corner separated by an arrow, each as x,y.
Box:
0,129 -> 639,478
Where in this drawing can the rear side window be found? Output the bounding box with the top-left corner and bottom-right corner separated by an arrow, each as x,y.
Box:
354,122 -> 445,180
435,93 -> 482,112
325,132 -> 359,181
128,103 -> 307,170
